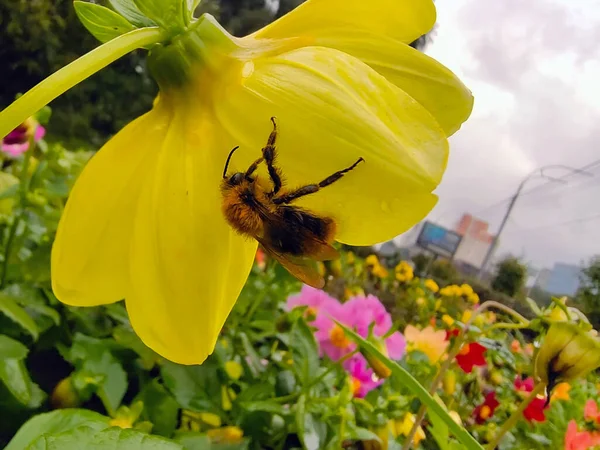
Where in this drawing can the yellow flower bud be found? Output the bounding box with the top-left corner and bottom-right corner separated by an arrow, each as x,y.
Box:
50,376 -> 80,409
443,370 -> 456,395
224,361 -> 243,380
362,336 -> 392,379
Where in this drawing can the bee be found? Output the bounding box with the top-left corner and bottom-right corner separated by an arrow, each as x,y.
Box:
221,117 -> 364,288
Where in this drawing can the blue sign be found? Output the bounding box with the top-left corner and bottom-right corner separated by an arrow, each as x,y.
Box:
416,222 -> 462,257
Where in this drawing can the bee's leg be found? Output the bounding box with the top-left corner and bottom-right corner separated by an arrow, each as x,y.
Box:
245,157 -> 264,180
273,157 -> 364,204
263,117 -> 283,196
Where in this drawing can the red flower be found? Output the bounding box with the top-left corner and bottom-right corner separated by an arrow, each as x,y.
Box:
514,376 -> 549,423
473,392 -> 499,424
455,342 -> 487,373
445,328 -> 460,341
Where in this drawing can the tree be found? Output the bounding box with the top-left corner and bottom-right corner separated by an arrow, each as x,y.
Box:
577,256 -> 600,328
491,256 -> 527,297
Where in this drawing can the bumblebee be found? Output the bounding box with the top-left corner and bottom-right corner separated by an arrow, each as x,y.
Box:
221,117 -> 364,288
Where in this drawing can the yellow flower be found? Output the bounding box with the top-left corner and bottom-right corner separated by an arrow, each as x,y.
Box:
440,284 -> 462,297
346,251 -> 355,265
460,283 -> 474,296
37,0 -> 472,364
424,279 -> 439,293
366,254 -> 380,266
109,401 -> 144,429
199,412 -> 222,428
462,310 -> 472,323
467,292 -> 479,304
404,325 -> 449,363
207,426 -> 244,443
395,261 -> 414,283
394,413 -> 426,446
372,264 -> 389,279
442,314 -> 454,326
221,386 -> 236,411
550,382 -> 571,402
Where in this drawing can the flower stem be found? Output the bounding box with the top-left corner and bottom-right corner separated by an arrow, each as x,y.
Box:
0,27 -> 166,138
402,300 -> 525,450
485,383 -> 546,450
0,136 -> 35,289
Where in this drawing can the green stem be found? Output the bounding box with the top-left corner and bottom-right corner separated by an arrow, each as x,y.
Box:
402,300 -> 521,449
0,27 -> 166,138
339,322 -> 484,450
0,136 -> 35,289
485,383 -> 546,450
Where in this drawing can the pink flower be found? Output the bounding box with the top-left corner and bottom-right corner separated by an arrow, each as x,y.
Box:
584,399 -> 600,424
313,299 -> 357,361
565,420 -> 600,450
287,285 -> 336,313
1,118 -> 45,157
347,354 -> 382,398
343,295 -> 406,359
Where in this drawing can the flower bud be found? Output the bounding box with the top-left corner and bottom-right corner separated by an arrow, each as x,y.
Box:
362,337 -> 392,379
534,322 -> 600,391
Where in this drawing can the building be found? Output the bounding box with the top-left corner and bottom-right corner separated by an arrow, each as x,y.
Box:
542,263 -> 582,296
452,214 -> 494,271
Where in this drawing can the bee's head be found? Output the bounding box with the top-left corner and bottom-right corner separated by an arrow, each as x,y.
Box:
223,146 -> 255,189
228,172 -> 245,186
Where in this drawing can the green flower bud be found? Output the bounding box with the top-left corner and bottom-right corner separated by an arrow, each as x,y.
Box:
534,322 -> 600,390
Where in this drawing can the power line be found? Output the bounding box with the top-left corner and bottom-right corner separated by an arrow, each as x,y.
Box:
471,158 -> 600,216
516,212 -> 600,232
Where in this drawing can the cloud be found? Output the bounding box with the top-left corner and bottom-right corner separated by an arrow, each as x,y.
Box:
419,0 -> 600,268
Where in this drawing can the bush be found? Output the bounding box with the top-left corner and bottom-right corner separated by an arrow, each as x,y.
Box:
491,256 -> 527,297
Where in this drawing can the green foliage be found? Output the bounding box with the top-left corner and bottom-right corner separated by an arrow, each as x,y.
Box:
577,256 -> 600,329
491,256 -> 527,297
74,1 -> 136,43
0,0 -> 156,146
430,258 -> 458,283
411,253 -> 432,276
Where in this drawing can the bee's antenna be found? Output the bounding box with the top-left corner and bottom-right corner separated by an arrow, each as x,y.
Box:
223,146 -> 239,178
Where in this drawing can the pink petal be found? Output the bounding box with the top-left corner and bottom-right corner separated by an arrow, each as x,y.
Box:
385,332 -> 406,360
1,142 -> 29,157
34,125 -> 46,141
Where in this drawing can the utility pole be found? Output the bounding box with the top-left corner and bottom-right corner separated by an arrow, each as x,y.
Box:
477,165 -> 593,279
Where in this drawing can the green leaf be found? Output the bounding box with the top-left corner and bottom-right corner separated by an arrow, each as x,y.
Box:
132,0 -> 186,33
275,370 -> 296,396
0,335 -> 44,407
290,320 -> 319,384
239,400 -> 285,415
0,292 -> 40,339
161,360 -> 221,412
427,407 -> 449,450
238,332 -> 265,377
295,395 -> 326,450
113,325 -> 158,369
139,380 -> 180,437
74,2 -> 136,44
173,432 -> 211,450
337,322 -> 484,450
68,334 -> 127,414
0,334 -> 28,359
108,0 -> 156,27
5,409 -> 109,450
525,297 -> 542,316
25,304 -> 61,326
26,425 -> 182,450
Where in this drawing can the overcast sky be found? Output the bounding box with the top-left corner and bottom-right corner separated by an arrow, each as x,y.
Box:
416,0 -> 600,269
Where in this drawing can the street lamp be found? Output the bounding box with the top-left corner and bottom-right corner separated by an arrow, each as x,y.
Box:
477,165 -> 593,278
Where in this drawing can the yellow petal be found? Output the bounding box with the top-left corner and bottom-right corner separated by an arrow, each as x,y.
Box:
214,47 -> 446,245
51,111 -> 167,306
126,109 -> 256,365
312,33 -> 473,136
253,0 -> 435,46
